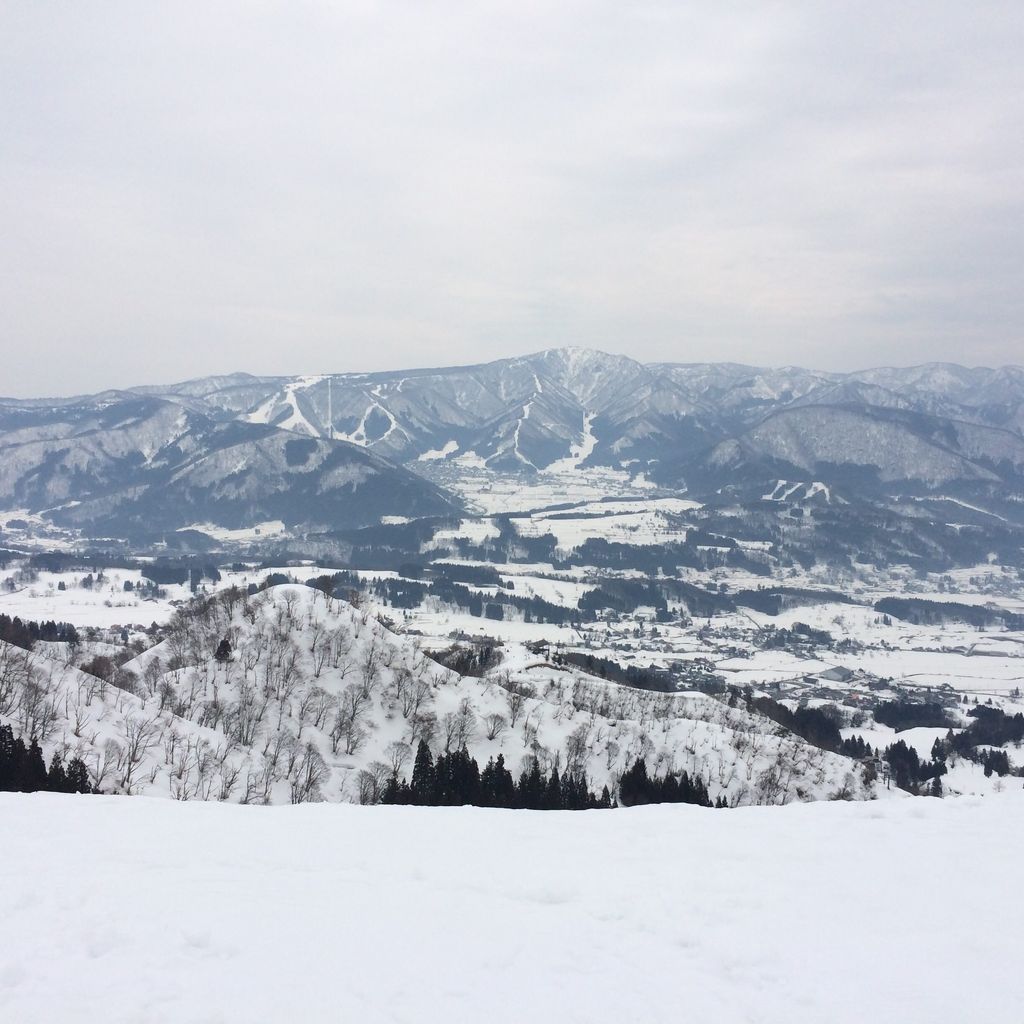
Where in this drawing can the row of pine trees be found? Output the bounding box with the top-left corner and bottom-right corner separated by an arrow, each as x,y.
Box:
618,757 -> 718,807
381,742 -> 719,810
382,744 -> 611,809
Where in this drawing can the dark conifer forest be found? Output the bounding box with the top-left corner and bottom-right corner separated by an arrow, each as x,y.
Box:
0,724 -> 95,794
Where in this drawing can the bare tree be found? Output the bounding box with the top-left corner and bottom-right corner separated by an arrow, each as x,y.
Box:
564,723 -> 592,777
142,657 -> 164,698
279,590 -> 301,633
157,679 -> 177,712
289,743 -> 328,803
295,687 -> 322,739
309,625 -> 330,679
262,726 -> 296,778
357,638 -> 383,699
226,682 -> 269,747
604,739 -> 620,770
239,768 -> 264,805
409,710 -> 438,748
328,626 -> 354,672
263,639 -> 304,703
0,644 -> 32,715
504,680 -> 535,728
111,666 -> 139,695
385,740 -> 412,777
239,630 -> 269,675
484,713 -> 508,741
389,666 -> 411,710
69,696 -> 89,738
91,738 -> 121,791
17,662 -> 61,741
356,760 -> 391,805
454,698 -> 476,748
441,711 -> 459,753
309,687 -> 337,731
400,674 -> 432,721
119,711 -> 161,791
331,684 -> 370,755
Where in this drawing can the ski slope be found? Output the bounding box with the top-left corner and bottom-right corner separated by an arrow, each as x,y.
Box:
2,792 -> 1021,1023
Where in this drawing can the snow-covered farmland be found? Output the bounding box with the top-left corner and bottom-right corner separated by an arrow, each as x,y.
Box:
178,520 -> 286,543
0,565 -> 335,630
2,791 -> 1022,1024
514,497 -> 697,549
833,648 -> 1024,694
420,462 -> 657,516
0,569 -> 194,628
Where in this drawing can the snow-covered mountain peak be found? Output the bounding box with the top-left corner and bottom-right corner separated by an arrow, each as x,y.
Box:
522,347 -> 648,405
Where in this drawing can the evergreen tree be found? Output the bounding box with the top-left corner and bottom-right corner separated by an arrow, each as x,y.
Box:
433,751 -> 452,804
619,757 -> 652,806
518,760 -> 545,809
492,754 -> 515,807
66,757 -> 93,795
47,752 -> 68,793
544,766 -> 563,810
23,738 -> 48,793
451,748 -> 481,805
381,773 -> 411,804
0,724 -> 19,789
410,740 -> 435,805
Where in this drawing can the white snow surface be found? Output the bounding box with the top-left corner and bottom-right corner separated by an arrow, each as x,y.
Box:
544,410 -> 598,472
0,569 -> 197,628
417,439 -> 460,461
514,498 -> 696,549
2,791 -> 1022,1023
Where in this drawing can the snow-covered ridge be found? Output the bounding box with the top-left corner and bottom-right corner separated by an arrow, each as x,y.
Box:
0,584 -> 885,806
93,347 -> 1024,487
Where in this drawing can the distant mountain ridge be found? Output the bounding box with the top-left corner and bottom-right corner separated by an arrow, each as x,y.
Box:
136,349 -> 1024,482
2,348 -> 1023,536
0,394 -> 460,538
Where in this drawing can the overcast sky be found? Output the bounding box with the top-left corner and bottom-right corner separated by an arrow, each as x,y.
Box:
1,2 -> 1022,396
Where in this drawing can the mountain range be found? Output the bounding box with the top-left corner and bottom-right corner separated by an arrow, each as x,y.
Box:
2,348 -> 1023,537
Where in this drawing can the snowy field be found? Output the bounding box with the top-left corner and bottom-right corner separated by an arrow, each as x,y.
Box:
0,565 -> 334,630
514,498 -> 696,548
417,462 -> 656,515
0,569 -> 195,628
3,792 -> 1022,1024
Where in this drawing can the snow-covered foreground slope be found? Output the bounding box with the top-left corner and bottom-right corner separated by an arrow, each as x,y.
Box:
2,792 -> 1021,1023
